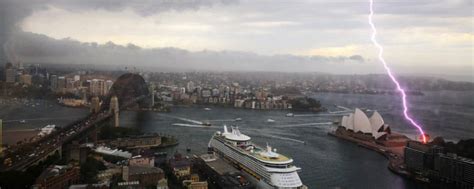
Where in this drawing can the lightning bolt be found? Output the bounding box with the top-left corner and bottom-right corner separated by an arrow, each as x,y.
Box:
368,0 -> 427,143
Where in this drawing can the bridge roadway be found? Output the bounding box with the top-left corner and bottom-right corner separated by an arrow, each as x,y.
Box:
0,95 -> 146,172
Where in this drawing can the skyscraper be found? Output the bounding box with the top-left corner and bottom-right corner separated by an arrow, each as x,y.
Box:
50,75 -> 58,91
5,63 -> 16,83
57,76 -> 66,93
0,119 -> 3,156
105,80 -> 114,95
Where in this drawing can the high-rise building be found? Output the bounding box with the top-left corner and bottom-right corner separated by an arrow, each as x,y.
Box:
404,141 -> 474,188
0,119 -> 3,156
90,79 -> 100,96
50,75 -> 58,91
405,142 -> 430,171
186,81 -> 195,93
434,153 -> 474,187
66,77 -> 75,92
201,89 -> 211,98
5,67 -> 16,83
211,88 -> 219,97
57,76 -> 66,93
105,80 -> 114,95
90,79 -> 98,96
90,79 -> 108,96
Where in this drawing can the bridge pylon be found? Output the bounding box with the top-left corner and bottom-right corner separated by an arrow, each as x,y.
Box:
90,96 -> 101,113
110,95 -> 120,127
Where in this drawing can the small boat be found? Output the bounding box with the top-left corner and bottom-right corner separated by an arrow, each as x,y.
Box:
186,147 -> 191,152
202,122 -> 212,126
266,119 -> 275,123
204,108 -> 211,111
19,120 -> 27,124
286,113 -> 294,117
235,118 -> 242,121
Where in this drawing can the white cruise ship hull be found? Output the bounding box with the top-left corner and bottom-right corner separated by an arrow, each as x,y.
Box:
209,136 -> 304,189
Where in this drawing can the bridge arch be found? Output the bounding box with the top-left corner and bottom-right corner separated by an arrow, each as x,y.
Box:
102,73 -> 150,110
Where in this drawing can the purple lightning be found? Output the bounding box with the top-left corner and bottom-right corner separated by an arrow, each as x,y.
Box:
368,0 -> 427,143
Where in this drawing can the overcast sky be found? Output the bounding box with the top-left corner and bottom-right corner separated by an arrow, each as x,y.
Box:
1,0 -> 472,77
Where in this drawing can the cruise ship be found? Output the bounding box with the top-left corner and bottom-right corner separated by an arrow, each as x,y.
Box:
209,126 -> 305,189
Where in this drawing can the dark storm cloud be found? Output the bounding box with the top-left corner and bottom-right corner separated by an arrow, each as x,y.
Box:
52,0 -> 236,16
10,32 -> 368,73
0,0 -> 471,75
0,0 -> 236,63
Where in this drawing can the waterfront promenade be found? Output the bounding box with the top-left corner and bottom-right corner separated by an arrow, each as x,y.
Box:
328,131 -> 411,178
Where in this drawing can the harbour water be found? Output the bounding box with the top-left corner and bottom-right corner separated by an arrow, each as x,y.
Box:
1,90 -> 473,188
124,90 -> 474,188
0,99 -> 88,144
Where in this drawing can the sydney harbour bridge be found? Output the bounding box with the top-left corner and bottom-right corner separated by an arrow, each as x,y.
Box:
0,73 -> 151,172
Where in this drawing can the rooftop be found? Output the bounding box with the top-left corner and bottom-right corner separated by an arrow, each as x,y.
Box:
127,166 -> 163,175
36,165 -> 77,182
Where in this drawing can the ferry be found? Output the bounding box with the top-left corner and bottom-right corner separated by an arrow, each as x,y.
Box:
209,126 -> 305,188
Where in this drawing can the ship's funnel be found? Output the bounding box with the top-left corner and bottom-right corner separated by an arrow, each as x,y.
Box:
223,125 -> 228,133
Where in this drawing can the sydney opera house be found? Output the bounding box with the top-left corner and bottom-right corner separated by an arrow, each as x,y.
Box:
336,108 -> 408,147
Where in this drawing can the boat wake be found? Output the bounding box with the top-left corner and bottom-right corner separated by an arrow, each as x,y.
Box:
294,113 -> 347,117
3,116 -> 83,123
328,110 -> 352,114
158,114 -> 203,125
172,123 -> 215,128
327,105 -> 354,114
274,122 -> 333,128
206,119 -> 236,122
336,105 -> 352,111
258,133 -> 306,144
176,118 -> 203,125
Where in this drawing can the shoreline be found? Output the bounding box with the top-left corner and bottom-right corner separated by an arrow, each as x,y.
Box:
327,131 -> 424,184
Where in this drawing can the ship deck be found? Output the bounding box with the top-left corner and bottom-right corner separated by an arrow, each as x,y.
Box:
216,135 -> 292,163
250,147 -> 291,162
